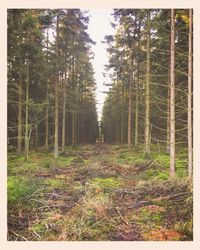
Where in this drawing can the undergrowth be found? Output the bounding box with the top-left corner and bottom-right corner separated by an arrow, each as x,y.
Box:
7,144 -> 192,241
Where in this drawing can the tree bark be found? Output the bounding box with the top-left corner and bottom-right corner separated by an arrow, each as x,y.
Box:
188,9 -> 193,177
72,58 -> 76,147
62,72 -> 67,153
135,20 -> 140,147
170,9 -> 176,176
166,81 -> 170,154
120,76 -> 124,146
35,122 -> 38,151
127,64 -> 132,148
54,15 -> 60,159
17,62 -> 22,154
25,61 -> 30,161
116,74 -> 120,143
145,10 -> 151,156
45,29 -> 49,151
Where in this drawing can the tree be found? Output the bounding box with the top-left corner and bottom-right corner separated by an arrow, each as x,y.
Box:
170,9 -> 176,176
188,9 -> 193,177
54,13 -> 60,159
144,10 -> 151,156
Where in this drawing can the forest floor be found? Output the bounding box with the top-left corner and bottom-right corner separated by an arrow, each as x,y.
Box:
7,144 -> 193,241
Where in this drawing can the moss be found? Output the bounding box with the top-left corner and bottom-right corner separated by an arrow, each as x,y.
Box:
89,177 -> 123,189
42,178 -> 65,188
174,220 -> 193,239
57,156 -> 75,166
8,176 -> 39,204
116,150 -> 146,165
29,211 -> 65,240
41,159 -> 54,169
138,207 -> 164,225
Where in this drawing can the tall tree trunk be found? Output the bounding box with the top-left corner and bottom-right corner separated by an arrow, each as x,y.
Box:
45,78 -> 49,150
135,72 -> 139,147
170,9 -> 176,176
62,72 -> 67,153
166,81 -> 170,154
17,62 -> 22,154
127,76 -> 132,148
116,74 -> 120,143
135,20 -> 141,147
54,15 -> 59,159
120,78 -> 124,145
35,122 -> 38,151
72,58 -> 76,147
45,29 -> 49,151
72,104 -> 75,147
25,61 -> 30,161
188,9 -> 193,177
166,32 -> 171,154
145,10 -> 151,156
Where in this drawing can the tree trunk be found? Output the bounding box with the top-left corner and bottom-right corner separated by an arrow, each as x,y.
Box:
45,29 -> 49,151
72,105 -> 75,147
145,10 -> 151,156
116,74 -> 120,143
54,15 -> 59,159
135,20 -> 141,147
62,72 -> 67,153
25,61 -> 30,161
45,79 -> 49,151
127,73 -> 132,148
188,9 -> 193,177
135,75 -> 139,147
72,58 -> 76,147
170,9 -> 176,177
17,63 -> 22,154
166,82 -> 170,154
35,122 -> 38,151
120,78 -> 124,145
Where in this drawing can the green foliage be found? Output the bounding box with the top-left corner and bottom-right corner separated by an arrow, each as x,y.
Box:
139,207 -> 164,224
57,156 -> 76,167
116,149 -> 146,165
174,220 -> 193,238
42,178 -> 65,189
89,177 -> 123,189
8,176 -> 39,204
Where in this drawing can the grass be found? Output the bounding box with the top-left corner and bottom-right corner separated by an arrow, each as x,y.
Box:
8,176 -> 40,204
88,177 -> 123,190
7,144 -> 192,241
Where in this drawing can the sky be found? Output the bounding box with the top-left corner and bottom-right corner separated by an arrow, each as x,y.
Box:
87,9 -> 115,121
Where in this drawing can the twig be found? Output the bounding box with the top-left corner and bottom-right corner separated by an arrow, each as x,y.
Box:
132,160 -> 157,177
30,199 -> 52,211
128,192 -> 192,209
33,230 -> 41,239
8,229 -> 28,241
128,200 -> 151,209
116,207 -> 130,226
152,192 -> 192,202
22,188 -> 44,200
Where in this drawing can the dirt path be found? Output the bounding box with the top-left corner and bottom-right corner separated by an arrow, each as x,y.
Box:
8,144 -> 193,241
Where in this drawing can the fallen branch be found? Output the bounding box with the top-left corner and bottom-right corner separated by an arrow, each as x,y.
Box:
128,192 -> 192,209
152,192 -> 192,202
116,207 -> 131,226
132,160 -> 157,177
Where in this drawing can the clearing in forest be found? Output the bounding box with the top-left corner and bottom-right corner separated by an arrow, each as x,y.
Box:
8,144 -> 193,241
